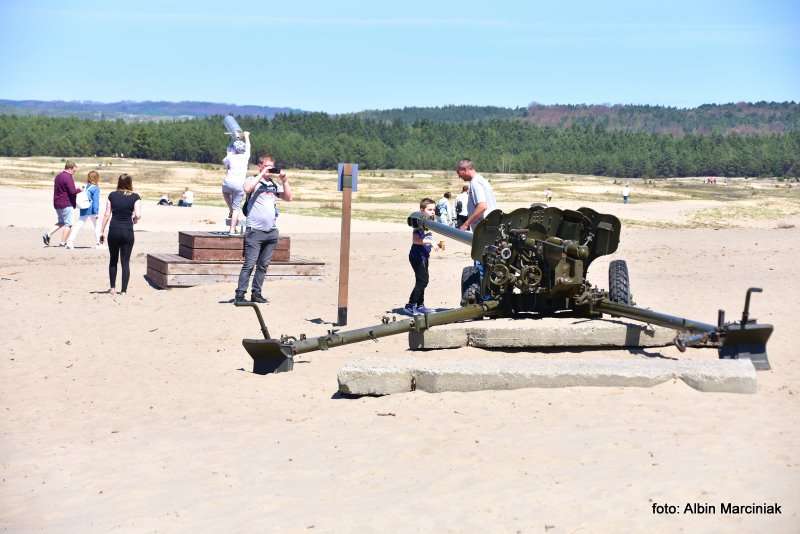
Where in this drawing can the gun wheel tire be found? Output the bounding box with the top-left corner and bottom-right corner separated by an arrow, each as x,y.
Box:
461,266 -> 481,306
608,259 -> 632,305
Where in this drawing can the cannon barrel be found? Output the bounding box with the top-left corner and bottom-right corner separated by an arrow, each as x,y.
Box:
407,212 -> 473,246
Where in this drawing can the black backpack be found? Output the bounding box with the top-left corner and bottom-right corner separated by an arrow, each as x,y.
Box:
434,204 -> 442,217
455,200 -> 463,214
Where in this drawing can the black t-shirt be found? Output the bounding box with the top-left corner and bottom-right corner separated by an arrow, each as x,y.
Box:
108,191 -> 141,229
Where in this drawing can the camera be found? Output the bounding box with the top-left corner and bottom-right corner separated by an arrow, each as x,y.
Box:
267,167 -> 282,174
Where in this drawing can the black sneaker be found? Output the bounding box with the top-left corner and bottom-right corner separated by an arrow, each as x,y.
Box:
251,293 -> 269,304
42,232 -> 50,246
234,292 -> 246,304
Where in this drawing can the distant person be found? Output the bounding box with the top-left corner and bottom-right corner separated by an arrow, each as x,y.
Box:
100,174 -> 141,295
622,183 -> 631,204
456,159 -> 496,231
178,187 -> 193,207
404,198 -> 440,315
435,192 -> 452,225
157,194 -> 173,206
234,154 -> 292,304
43,160 -> 82,247
544,187 -> 553,203
455,185 -> 469,228
66,170 -> 102,249
222,130 -> 251,234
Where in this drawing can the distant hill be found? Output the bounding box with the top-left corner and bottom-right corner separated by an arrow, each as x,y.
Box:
0,99 -> 305,121
525,102 -> 800,135
1,99 -> 797,135
352,105 -> 527,123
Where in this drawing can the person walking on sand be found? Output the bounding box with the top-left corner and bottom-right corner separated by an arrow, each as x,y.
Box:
435,192 -> 452,226
234,154 -> 292,304
100,174 -> 142,295
66,170 -> 102,249
222,131 -> 251,234
43,160 -> 82,247
622,183 -> 631,204
456,159 -> 496,232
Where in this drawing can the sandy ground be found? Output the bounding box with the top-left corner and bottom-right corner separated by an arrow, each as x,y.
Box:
1,185 -> 799,533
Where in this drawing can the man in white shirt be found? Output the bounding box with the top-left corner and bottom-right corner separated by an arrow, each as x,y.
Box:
179,187 -> 194,207
456,159 -> 497,232
622,183 -> 631,204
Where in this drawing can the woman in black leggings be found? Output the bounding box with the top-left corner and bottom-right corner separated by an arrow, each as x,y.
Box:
100,174 -> 142,295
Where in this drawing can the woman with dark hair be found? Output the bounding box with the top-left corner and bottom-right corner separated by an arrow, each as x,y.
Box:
100,174 -> 142,295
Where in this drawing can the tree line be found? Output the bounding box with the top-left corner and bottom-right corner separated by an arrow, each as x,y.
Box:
0,114 -> 797,177
525,102 -> 800,135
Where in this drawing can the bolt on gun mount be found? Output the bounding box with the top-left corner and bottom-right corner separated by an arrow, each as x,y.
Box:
236,205 -> 772,374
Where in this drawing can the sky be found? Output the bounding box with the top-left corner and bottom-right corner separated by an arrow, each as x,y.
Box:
0,0 -> 797,113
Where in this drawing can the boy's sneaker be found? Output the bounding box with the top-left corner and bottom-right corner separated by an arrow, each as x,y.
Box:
416,305 -> 434,314
251,293 -> 269,304
234,292 -> 246,304
403,304 -> 420,316
42,232 -> 50,246
65,243 -> 73,249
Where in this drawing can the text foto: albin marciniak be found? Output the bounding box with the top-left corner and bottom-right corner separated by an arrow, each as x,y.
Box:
652,502 -> 782,514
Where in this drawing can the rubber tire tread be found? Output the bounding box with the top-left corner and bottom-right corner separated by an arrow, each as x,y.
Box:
608,259 -> 632,305
461,266 -> 481,305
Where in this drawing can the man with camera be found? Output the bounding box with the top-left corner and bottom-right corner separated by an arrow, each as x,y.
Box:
234,154 -> 293,304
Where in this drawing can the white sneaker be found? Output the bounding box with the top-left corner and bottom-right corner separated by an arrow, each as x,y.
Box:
95,243 -> 103,249
64,243 -> 73,249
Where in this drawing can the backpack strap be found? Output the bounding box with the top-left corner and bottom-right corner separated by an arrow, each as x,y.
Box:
243,180 -> 269,216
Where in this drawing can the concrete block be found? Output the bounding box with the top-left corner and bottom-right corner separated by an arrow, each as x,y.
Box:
677,359 -> 757,394
336,357 -> 757,396
409,317 -> 675,350
413,359 -> 676,393
336,360 -> 413,395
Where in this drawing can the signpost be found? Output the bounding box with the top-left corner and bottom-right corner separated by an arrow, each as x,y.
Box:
336,163 -> 359,326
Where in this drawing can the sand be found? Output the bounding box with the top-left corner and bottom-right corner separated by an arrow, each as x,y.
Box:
1,185 -> 798,533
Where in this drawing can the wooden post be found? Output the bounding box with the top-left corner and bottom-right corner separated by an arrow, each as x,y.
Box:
336,163 -> 358,326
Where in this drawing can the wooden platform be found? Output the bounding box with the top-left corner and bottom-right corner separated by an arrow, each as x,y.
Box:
146,231 -> 324,289
146,253 -> 324,288
178,231 -> 290,262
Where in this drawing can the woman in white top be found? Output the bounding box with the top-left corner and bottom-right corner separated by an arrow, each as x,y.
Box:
222,130 -> 251,234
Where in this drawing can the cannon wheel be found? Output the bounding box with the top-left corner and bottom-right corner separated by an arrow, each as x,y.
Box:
461,266 -> 481,305
608,259 -> 632,305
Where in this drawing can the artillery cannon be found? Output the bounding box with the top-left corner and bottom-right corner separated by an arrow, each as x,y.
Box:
236,206 -> 772,374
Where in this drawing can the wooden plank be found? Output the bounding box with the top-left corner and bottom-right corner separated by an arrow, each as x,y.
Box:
164,273 -> 323,287
146,253 -> 323,275
149,252 -> 321,266
147,254 -> 170,275
145,267 -> 168,289
178,232 -> 290,251
177,244 -> 290,262
167,262 -> 324,276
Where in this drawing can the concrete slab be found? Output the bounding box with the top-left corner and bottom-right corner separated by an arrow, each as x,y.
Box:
336,361 -> 413,396
408,317 -> 675,350
337,357 -> 757,396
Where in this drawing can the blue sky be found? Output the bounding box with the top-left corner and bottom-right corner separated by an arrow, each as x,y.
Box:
0,0 -> 797,113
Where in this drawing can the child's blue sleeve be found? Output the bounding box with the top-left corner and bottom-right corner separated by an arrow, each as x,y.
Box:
91,185 -> 100,213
